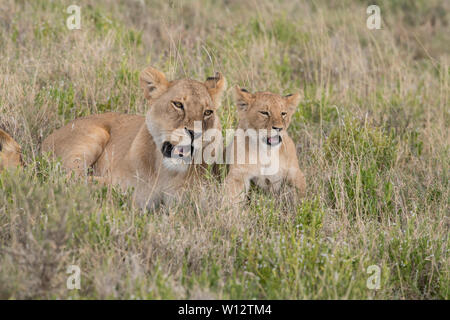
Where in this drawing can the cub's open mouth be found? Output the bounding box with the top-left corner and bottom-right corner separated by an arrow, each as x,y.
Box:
264,135 -> 282,146
161,141 -> 193,159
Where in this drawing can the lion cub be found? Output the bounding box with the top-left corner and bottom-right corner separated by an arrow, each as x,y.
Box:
224,86 -> 306,203
0,129 -> 22,171
42,67 -> 226,209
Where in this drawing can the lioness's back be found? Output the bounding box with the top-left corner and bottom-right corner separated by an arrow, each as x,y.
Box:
42,112 -> 144,151
42,112 -> 145,173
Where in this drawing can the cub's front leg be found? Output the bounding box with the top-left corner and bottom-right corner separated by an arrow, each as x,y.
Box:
223,167 -> 250,204
287,167 -> 306,198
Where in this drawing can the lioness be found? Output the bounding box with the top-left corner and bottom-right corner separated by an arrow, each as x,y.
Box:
42,66 -> 226,209
224,86 -> 306,203
0,129 -> 22,170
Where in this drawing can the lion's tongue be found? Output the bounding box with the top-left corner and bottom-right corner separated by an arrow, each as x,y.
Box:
268,136 -> 279,144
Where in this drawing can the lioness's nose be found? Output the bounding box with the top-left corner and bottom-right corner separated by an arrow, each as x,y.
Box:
185,127 -> 201,141
272,126 -> 283,132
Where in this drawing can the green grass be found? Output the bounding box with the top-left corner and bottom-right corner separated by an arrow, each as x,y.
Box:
0,0 -> 448,299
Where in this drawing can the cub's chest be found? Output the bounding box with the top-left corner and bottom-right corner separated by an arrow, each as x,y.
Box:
249,145 -> 290,191
250,168 -> 287,191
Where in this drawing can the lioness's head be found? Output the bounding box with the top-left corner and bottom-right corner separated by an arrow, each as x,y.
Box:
233,86 -> 301,147
140,66 -> 226,171
0,129 -> 22,170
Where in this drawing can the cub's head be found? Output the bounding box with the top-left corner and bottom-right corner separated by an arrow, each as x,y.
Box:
233,86 -> 301,147
140,66 -> 226,171
0,129 -> 22,171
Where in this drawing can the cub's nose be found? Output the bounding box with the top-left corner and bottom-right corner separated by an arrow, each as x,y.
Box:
272,126 -> 283,132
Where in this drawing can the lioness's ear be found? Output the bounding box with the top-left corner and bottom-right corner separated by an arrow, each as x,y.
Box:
285,92 -> 301,113
205,72 -> 227,107
140,66 -> 170,101
233,85 -> 253,111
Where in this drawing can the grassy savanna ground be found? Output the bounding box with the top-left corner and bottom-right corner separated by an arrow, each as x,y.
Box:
0,0 -> 449,299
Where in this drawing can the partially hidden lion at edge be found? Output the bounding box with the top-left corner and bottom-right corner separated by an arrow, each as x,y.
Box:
0,129 -> 22,171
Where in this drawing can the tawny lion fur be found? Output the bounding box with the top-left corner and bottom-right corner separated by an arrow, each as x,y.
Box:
0,129 -> 22,171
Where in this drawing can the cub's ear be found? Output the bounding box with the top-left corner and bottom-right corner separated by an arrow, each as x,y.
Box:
284,92 -> 301,113
204,72 -> 227,107
233,85 -> 253,111
140,66 -> 170,101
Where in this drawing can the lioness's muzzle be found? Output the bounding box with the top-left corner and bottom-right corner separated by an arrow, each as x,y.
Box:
161,141 -> 193,160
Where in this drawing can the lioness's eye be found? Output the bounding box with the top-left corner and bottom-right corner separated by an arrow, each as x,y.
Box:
171,101 -> 184,109
281,112 -> 287,117
259,111 -> 270,116
204,110 -> 213,116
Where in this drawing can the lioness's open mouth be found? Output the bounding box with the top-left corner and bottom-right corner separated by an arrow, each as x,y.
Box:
264,135 -> 282,146
161,141 -> 193,160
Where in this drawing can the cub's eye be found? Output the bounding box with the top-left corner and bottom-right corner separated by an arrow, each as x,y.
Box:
259,111 -> 270,116
204,110 -> 213,116
171,101 -> 184,109
281,112 -> 287,117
